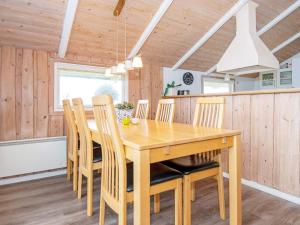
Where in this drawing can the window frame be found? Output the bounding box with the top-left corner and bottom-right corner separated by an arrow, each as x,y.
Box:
201,75 -> 235,94
54,62 -> 128,112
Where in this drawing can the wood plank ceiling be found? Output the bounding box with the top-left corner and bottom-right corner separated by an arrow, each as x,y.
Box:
67,0 -> 163,62
0,0 -> 299,71
0,0 -> 66,51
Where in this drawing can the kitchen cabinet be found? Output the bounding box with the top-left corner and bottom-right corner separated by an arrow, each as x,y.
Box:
259,71 -> 276,89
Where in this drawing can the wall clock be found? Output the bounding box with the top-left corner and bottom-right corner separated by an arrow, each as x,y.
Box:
183,72 -> 194,85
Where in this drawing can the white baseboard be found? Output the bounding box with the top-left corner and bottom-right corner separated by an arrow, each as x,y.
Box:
223,172 -> 300,205
0,169 -> 66,185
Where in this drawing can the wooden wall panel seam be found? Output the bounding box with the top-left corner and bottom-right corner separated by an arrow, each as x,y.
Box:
0,46 -> 16,141
15,48 -> 23,139
273,93 -> 300,196
20,49 -> 34,139
0,47 -> 2,139
250,94 -> 274,187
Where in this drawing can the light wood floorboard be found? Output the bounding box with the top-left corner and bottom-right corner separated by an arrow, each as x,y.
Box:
0,174 -> 299,225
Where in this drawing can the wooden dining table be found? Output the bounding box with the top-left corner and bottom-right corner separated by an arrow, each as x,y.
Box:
88,119 -> 241,225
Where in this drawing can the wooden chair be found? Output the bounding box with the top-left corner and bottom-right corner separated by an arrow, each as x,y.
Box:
92,95 -> 183,225
72,98 -> 102,216
63,99 -> 79,192
155,99 -> 175,123
135,99 -> 149,119
153,98 -> 175,212
161,97 -> 226,225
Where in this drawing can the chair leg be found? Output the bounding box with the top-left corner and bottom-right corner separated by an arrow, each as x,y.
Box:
216,173 -> 226,220
175,179 -> 183,225
73,158 -> 78,192
99,196 -> 105,225
77,171 -> 82,199
87,173 -> 94,216
191,182 -> 196,202
118,203 -> 127,225
183,176 -> 191,225
153,194 -> 160,213
67,159 -> 72,180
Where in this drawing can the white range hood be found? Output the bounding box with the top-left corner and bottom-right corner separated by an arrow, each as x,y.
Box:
216,1 -> 279,75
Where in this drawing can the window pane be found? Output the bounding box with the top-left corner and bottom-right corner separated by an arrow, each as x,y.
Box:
203,78 -> 233,94
56,65 -> 124,110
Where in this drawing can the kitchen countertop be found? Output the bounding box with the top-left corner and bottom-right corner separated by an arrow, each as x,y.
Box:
163,88 -> 300,98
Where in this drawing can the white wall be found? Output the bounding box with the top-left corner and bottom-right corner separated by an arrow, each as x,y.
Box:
163,67 -> 258,94
163,67 -> 204,95
281,52 -> 300,68
292,55 -> 300,87
235,76 -> 259,91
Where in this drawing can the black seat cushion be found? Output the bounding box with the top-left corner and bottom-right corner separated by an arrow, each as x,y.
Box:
92,141 -> 101,149
126,163 -> 182,192
76,137 -> 102,163
161,156 -> 219,175
93,145 -> 102,163
77,138 -> 101,150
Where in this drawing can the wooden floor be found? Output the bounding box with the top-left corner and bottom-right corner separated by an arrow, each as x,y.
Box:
0,174 -> 299,225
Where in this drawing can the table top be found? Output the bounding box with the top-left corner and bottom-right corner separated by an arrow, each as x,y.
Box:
88,119 -> 240,150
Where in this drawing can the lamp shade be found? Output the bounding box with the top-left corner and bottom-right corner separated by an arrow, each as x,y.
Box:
132,56 -> 143,68
117,63 -> 126,74
125,59 -> 133,70
105,68 -> 111,76
111,66 -> 118,74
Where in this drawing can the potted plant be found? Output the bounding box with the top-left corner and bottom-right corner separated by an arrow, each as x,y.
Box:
115,102 -> 135,123
164,81 -> 182,96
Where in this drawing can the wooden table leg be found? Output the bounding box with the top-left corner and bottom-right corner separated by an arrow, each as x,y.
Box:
229,134 -> 242,225
133,150 -> 150,225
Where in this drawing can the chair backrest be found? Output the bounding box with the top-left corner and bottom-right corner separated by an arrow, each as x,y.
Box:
155,99 -> 175,123
63,99 -> 78,159
193,97 -> 225,128
92,95 -> 127,209
135,99 -> 149,119
72,98 -> 93,171
192,97 -> 225,162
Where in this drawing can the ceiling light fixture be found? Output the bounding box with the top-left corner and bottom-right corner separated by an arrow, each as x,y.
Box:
117,62 -> 126,73
125,59 -> 133,70
107,0 -> 143,74
132,55 -> 143,68
105,67 -> 111,76
111,65 -> 118,74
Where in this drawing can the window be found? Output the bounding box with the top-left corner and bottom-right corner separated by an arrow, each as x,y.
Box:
202,77 -> 234,94
54,62 -> 127,111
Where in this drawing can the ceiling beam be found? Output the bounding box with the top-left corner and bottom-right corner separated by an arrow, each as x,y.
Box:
171,0 -> 249,70
280,52 -> 300,65
127,0 -> 174,59
205,65 -> 217,75
205,1 -> 300,74
58,0 -> 79,58
114,0 -> 125,16
257,1 -> 300,36
272,32 -> 300,53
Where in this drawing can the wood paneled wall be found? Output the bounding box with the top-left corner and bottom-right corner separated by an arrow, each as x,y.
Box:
128,65 -> 163,119
0,47 -> 50,140
0,46 -> 163,141
172,94 -> 300,197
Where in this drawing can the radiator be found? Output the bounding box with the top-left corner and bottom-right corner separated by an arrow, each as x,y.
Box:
0,137 -> 66,179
